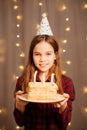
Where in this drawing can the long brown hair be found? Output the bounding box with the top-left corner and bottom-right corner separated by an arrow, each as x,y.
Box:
21,35 -> 63,94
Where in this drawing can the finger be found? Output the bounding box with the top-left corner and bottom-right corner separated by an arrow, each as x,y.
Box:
57,103 -> 61,108
59,95 -> 69,106
54,103 -> 61,108
63,93 -> 70,99
16,97 -> 28,105
60,99 -> 67,106
16,90 -> 24,95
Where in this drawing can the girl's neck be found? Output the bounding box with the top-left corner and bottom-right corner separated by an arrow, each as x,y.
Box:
38,72 -> 48,82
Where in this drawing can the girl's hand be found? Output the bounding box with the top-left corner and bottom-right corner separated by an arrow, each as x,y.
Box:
54,93 -> 69,113
15,90 -> 28,113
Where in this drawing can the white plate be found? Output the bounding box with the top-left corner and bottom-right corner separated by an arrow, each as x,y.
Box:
18,93 -> 65,103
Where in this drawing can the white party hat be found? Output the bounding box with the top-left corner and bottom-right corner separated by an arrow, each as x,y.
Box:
36,13 -> 53,35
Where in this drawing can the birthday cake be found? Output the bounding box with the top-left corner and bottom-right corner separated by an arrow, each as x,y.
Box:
26,82 -> 58,100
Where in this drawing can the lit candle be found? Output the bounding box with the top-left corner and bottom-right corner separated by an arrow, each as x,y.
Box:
34,71 -> 37,83
51,73 -> 54,83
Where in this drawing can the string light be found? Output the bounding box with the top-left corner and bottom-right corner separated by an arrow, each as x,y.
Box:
12,0 -> 25,84
84,108 -> 87,113
20,52 -> 25,57
17,34 -> 20,38
16,24 -> 20,27
83,3 -> 87,9
62,49 -> 66,53
0,108 -> 7,115
13,75 -> 19,80
16,42 -> 20,47
59,5 -> 67,11
66,61 -> 71,65
16,125 -> 20,129
13,5 -> 19,10
0,109 -> 2,114
0,39 -> 5,63
83,86 -> 87,93
65,27 -> 70,31
16,15 -> 22,20
66,17 -> 69,21
62,70 -> 67,74
62,40 -> 67,44
39,2 -> 43,6
81,107 -> 87,118
16,76 -> 19,79
68,122 -> 71,126
19,65 -> 24,70
85,37 -> 87,40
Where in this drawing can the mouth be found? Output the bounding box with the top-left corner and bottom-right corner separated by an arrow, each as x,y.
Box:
39,63 -> 48,67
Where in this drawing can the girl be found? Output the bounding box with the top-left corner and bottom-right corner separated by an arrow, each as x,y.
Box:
13,34 -> 75,130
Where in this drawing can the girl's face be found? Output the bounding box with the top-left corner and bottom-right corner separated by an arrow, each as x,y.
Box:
33,41 -> 56,75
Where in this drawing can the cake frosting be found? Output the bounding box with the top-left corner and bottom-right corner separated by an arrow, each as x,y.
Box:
26,82 -> 58,100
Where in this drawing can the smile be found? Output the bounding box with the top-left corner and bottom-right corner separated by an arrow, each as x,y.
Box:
39,63 -> 48,67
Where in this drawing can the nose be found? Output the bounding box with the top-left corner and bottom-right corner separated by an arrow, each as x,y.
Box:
40,55 -> 46,61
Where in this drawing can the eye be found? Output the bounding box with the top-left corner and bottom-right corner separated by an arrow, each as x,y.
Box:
46,52 -> 52,55
35,53 -> 39,56
33,53 -> 40,56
